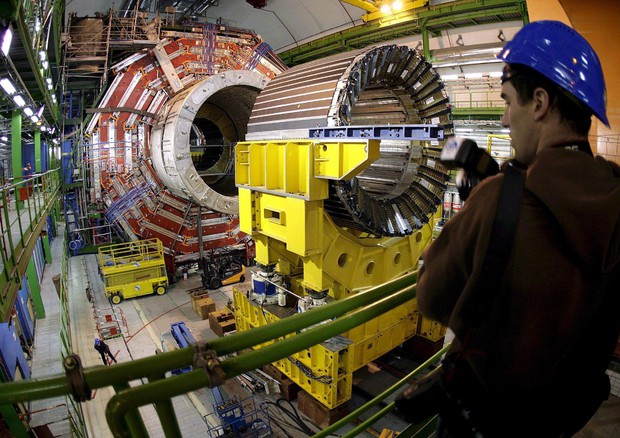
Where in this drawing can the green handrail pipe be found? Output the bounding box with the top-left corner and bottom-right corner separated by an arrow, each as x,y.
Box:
106,284 -> 420,435
0,270 -> 425,437
0,168 -> 61,322
343,403 -> 395,438
112,381 -> 150,438
0,270 -> 418,405
313,343 -> 451,438
221,284 -> 419,374
215,270 -> 418,356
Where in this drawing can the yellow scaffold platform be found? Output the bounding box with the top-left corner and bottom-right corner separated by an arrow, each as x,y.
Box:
97,238 -> 169,304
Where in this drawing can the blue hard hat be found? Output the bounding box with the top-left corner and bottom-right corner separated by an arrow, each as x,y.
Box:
95,338 -> 101,347
497,20 -> 609,127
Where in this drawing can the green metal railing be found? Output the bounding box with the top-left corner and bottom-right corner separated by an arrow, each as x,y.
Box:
58,239 -> 88,437
0,269 -> 448,437
315,344 -> 450,438
278,0 -> 528,66
0,168 -> 61,322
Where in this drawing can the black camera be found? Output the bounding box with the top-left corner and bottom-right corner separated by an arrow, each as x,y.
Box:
440,137 -> 500,201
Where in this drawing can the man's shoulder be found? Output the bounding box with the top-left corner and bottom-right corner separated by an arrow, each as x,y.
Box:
594,155 -> 620,178
466,173 -> 504,204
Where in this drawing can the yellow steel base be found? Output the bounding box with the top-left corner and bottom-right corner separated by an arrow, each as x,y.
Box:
234,288 -> 353,408
233,284 -> 442,408
233,138 -> 446,409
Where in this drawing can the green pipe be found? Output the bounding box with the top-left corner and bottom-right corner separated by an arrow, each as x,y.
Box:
398,416 -> 438,438
210,271 -> 418,356
27,256 -> 45,318
0,349 -> 193,404
0,272 -> 418,406
0,375 -> 70,403
422,27 -> 430,61
150,374 -> 182,438
0,403 -> 29,438
34,129 -> 41,173
113,382 -> 149,438
222,285 -> 416,376
108,285 -> 418,435
342,403 -> 395,438
313,344 -> 451,438
154,398 -> 181,438
106,369 -> 212,437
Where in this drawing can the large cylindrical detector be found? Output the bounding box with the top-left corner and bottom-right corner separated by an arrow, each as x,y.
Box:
150,70 -> 270,214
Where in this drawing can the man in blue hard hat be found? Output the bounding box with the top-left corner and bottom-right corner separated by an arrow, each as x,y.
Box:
413,21 -> 620,437
94,337 -> 117,366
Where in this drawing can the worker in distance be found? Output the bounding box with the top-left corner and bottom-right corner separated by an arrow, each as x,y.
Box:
94,337 -> 118,366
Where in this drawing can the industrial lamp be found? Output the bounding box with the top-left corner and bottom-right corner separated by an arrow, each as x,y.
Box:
0,77 -> 16,95
1,26 -> 12,56
12,95 -> 25,107
380,0 -> 404,14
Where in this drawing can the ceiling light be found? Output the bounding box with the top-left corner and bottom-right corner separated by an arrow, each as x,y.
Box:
0,136 -> 7,142
40,125 -> 47,132
380,4 -> 391,14
39,50 -> 47,62
1,27 -> 12,56
24,107 -> 34,116
12,95 -> 26,107
51,94 -> 57,103
42,60 -> 48,70
0,77 -> 16,94
30,115 -> 40,123
441,74 -> 460,81
37,106 -> 44,117
392,1 -> 403,11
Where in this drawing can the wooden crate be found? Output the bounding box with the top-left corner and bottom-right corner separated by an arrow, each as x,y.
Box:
261,364 -> 300,401
194,297 -> 216,320
209,309 -> 236,336
297,390 -> 348,428
189,288 -> 210,312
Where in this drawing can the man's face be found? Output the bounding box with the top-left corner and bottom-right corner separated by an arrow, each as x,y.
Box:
500,77 -> 538,165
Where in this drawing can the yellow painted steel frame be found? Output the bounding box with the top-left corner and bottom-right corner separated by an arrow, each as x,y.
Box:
486,133 -> 513,157
341,0 -> 429,22
234,139 -> 446,408
233,288 -> 354,408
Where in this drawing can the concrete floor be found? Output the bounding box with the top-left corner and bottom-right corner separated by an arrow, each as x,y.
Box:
27,225 -> 362,437
25,222 -> 620,437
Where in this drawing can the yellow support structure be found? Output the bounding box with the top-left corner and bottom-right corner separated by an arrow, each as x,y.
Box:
340,0 -> 429,22
233,139 -> 446,409
234,288 -> 354,408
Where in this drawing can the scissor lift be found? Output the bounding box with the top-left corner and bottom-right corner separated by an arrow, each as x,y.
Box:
97,238 -> 168,304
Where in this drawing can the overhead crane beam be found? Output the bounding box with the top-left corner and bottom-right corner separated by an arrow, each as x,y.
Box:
340,0 -> 380,13
279,0 -> 528,66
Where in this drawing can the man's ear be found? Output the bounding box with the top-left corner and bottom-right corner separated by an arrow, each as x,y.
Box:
532,87 -> 550,121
